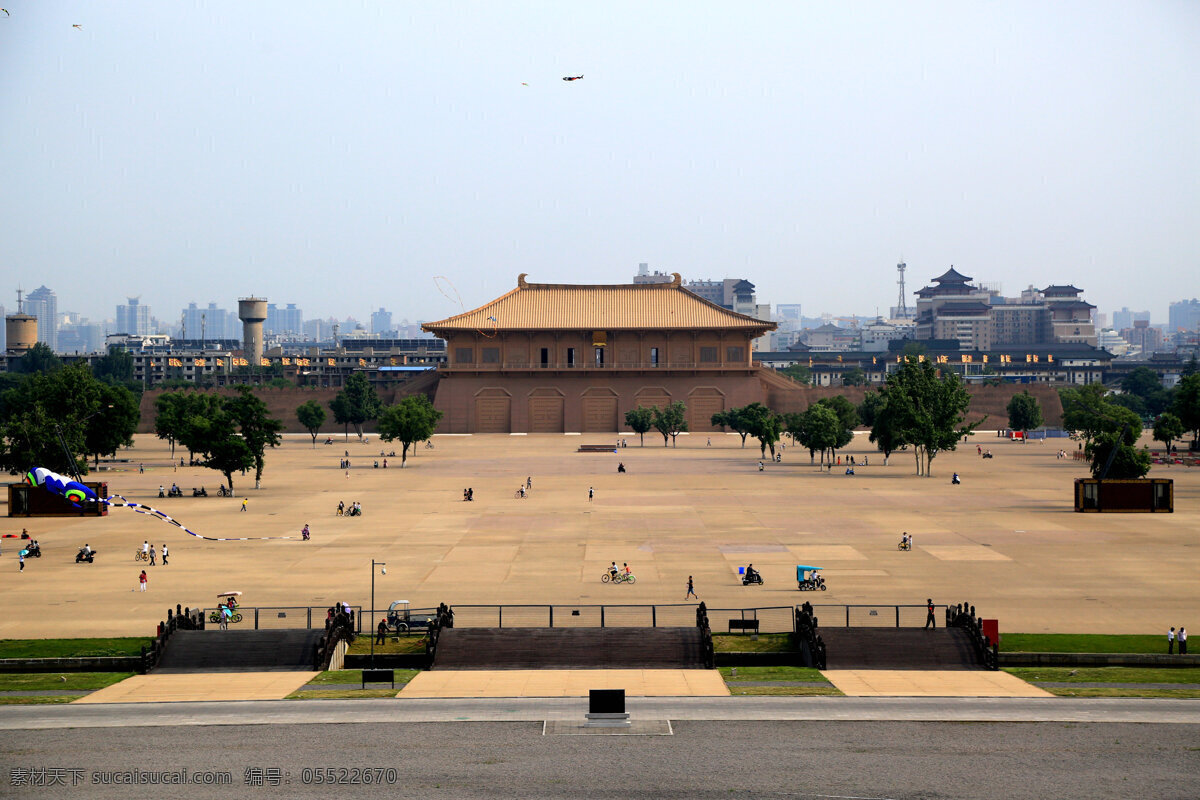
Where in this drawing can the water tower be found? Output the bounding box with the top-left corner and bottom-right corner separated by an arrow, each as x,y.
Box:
238,297 -> 268,363
5,289 -> 38,355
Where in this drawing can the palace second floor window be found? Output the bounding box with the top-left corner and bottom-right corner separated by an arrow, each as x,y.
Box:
455,347 -> 473,364
700,347 -> 718,363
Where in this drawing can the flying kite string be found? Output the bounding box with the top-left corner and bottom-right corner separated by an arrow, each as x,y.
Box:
432,275 -> 499,338
24,467 -> 300,541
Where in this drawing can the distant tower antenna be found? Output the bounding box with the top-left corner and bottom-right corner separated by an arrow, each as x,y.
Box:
201,312 -> 207,349
16,287 -> 23,313
895,261 -> 910,319
180,311 -> 186,341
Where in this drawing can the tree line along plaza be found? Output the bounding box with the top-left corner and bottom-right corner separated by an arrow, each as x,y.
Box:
1,273 -> 1199,644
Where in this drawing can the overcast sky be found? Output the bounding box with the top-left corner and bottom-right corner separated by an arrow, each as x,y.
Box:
2,1 -> 1197,327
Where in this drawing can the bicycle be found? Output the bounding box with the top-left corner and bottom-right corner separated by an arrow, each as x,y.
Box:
134,549 -> 150,562
601,571 -> 637,584
424,441 -> 435,449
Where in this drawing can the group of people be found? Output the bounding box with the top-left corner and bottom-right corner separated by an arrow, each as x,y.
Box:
1168,626 -> 1189,655
462,488 -> 475,501
335,501 -> 362,517
158,483 -> 183,498
608,561 -> 632,579
899,532 -> 913,550
141,540 -> 169,566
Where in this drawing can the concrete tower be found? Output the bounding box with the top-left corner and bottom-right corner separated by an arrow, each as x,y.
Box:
6,289 -> 38,355
238,297 -> 268,363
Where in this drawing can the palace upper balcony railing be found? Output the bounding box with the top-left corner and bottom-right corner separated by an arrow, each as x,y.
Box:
438,360 -> 762,372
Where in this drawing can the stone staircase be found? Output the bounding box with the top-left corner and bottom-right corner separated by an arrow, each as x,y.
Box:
821,628 -> 980,670
153,629 -> 326,673
432,627 -> 704,670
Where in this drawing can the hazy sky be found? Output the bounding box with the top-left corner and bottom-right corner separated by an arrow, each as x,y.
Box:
2,1 -> 1197,326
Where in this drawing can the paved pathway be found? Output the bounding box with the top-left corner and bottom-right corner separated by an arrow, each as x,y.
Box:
73,671 -> 318,703
3,696 -> 1198,730
822,669 -> 1054,697
398,668 -> 729,698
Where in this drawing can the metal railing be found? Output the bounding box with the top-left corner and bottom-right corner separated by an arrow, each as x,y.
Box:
200,606 -> 363,633
807,604 -> 949,628
947,602 -> 999,670
142,604 -> 204,673
447,604 -> 795,633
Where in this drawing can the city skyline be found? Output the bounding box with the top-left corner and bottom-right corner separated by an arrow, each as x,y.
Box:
1,2 -> 1197,327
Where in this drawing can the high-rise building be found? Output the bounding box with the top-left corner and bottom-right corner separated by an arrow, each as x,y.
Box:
182,302 -> 241,342
265,303 -> 303,336
116,297 -> 152,336
370,307 -> 394,336
0,303 -> 5,351
25,285 -> 58,352
633,262 -> 676,285
1112,307 -> 1150,330
303,318 -> 330,341
1168,299 -> 1200,333
1122,319 -> 1162,355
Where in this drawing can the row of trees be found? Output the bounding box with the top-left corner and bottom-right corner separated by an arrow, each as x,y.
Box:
294,374 -> 442,467
154,388 -> 284,490
624,402 -> 688,447
0,347 -> 141,477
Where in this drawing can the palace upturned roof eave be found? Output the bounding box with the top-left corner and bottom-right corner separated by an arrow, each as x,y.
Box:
421,274 -> 778,334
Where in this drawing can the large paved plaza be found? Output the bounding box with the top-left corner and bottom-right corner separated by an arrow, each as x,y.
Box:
2,430 -> 1197,637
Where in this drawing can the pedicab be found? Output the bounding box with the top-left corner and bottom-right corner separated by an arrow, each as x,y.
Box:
385,600 -> 435,633
796,566 -> 826,591
209,591 -> 244,624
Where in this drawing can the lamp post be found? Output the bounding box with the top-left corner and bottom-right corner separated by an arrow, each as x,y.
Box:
370,559 -> 387,666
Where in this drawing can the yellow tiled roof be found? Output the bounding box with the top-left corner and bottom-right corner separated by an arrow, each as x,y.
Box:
422,274 -> 777,333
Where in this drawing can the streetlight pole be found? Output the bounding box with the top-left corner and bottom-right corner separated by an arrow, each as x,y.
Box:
370,559 -> 387,667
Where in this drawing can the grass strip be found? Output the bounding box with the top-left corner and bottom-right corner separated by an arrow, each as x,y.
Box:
1036,687 -> 1200,699
1004,667 -> 1200,684
0,696 -> 77,705
346,637 -> 427,655
287,689 -> 402,700
307,669 -> 419,686
717,666 -> 828,682
727,686 -> 843,697
0,672 -> 134,692
712,633 -> 795,653
0,638 -> 152,659
1000,634 -> 1163,654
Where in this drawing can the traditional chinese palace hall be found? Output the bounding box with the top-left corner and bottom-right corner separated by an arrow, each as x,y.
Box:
422,274 -> 778,433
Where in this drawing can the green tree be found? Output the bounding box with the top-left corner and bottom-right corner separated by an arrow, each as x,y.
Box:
737,402 -> 782,458
841,367 -> 866,386
296,400 -> 327,447
1182,353 -> 1199,378
378,394 -> 444,467
1152,412 -> 1184,453
857,390 -> 884,429
83,382 -> 140,466
868,390 -> 908,466
1005,390 -> 1043,438
0,363 -> 108,475
1119,366 -> 1172,417
651,402 -> 688,447
778,364 -> 811,385
1089,427 -> 1151,479
624,406 -> 654,446
225,386 -> 284,489
92,347 -> 135,385
178,405 -> 255,492
1171,373 -> 1200,447
154,392 -> 183,459
878,357 -> 978,476
330,373 -> 382,440
711,406 -> 752,447
815,396 -> 859,462
794,403 -> 840,465
10,343 -> 62,375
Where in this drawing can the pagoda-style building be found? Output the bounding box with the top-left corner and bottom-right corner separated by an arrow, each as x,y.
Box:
422,274 -> 777,433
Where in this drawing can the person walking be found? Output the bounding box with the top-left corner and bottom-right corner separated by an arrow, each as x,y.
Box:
376,619 -> 387,645
149,545 -> 156,566
1168,627 -> 1176,655
1180,627 -> 1188,655
685,576 -> 697,600
18,550 -> 24,573
924,599 -> 936,629
241,498 -> 248,512
138,570 -> 148,592
161,543 -> 168,566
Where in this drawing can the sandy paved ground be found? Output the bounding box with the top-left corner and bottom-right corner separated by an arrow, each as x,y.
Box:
2,430 -> 1196,637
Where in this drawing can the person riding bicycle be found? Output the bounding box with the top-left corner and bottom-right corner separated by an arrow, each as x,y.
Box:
609,562 -> 619,580
623,562 -> 631,576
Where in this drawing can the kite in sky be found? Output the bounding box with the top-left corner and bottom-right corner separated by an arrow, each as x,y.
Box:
562,75 -> 583,81
72,23 -> 82,29
2,9 -> 10,17
24,467 -> 301,542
